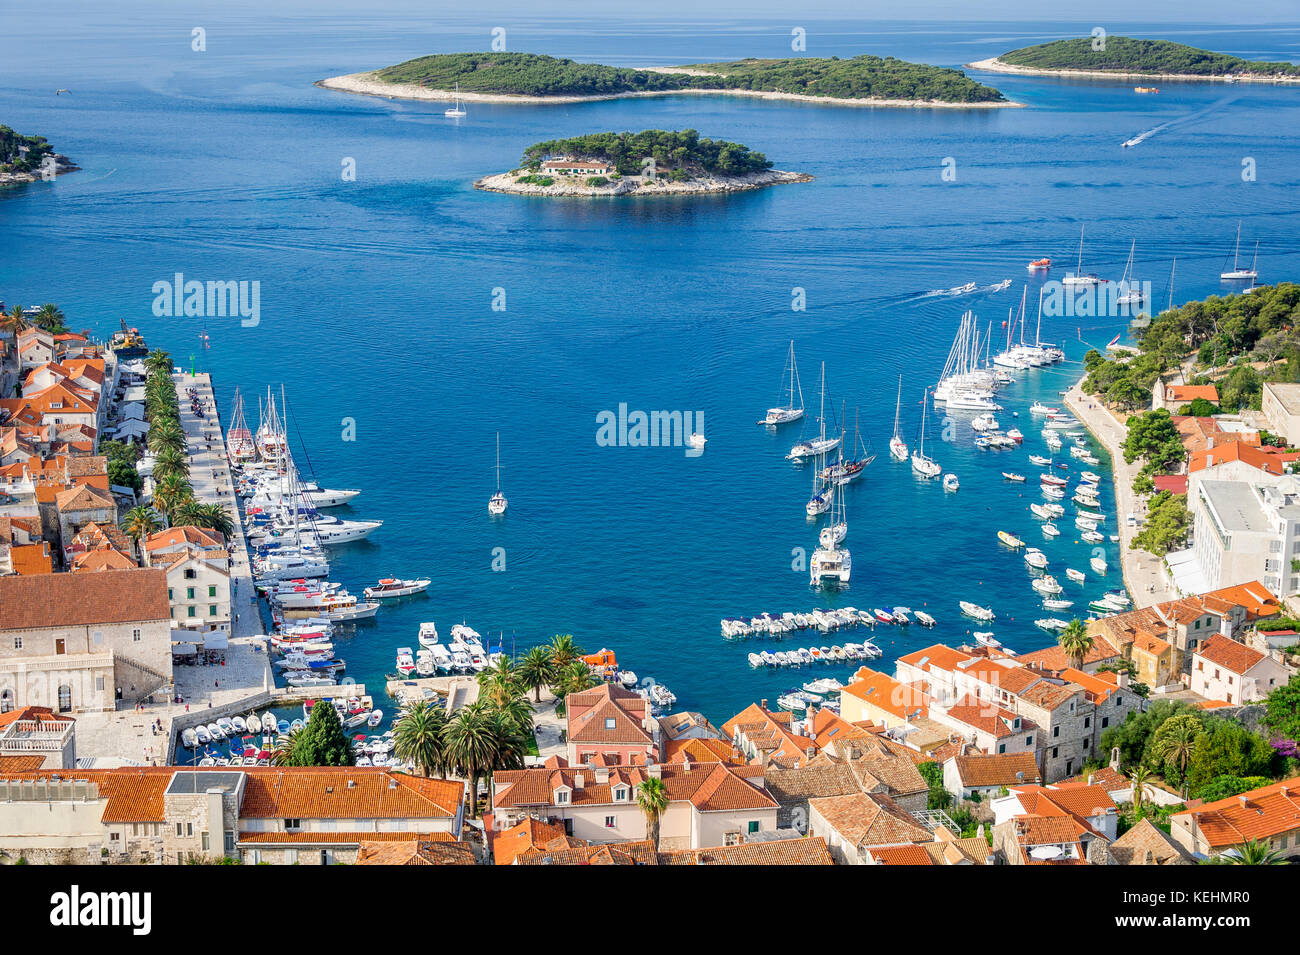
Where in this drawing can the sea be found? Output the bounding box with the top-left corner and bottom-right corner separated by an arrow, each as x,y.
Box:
3,6 -> 1300,727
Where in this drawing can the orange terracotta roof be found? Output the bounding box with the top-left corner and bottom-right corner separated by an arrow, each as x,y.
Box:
1166,385 -> 1219,403
1200,581 -> 1281,621
1017,636 -> 1120,673
1172,777 -> 1300,848
0,568 -> 168,629
951,752 -> 1042,788
1189,441 -> 1284,475
897,644 -> 975,674
493,816 -> 569,865
239,768 -> 462,819
1195,634 -> 1267,675
9,541 -> 52,576
841,668 -> 928,721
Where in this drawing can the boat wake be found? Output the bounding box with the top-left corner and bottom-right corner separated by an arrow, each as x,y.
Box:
1121,94 -> 1238,149
919,279 -> 1014,298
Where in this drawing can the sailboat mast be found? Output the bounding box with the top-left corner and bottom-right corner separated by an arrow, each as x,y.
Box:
1168,257 -> 1176,311
495,432 -> 501,492
1035,287 -> 1044,346
1233,221 -> 1242,271
1077,224 -> 1085,274
893,376 -> 902,439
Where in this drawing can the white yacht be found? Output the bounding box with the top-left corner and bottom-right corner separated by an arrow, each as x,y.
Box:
1220,221 -> 1259,281
911,391 -> 941,479
889,375 -> 908,461
1115,238 -> 1146,306
760,341 -> 805,426
1062,225 -> 1103,286
810,524 -> 851,585
489,431 -> 508,515
445,82 -> 467,118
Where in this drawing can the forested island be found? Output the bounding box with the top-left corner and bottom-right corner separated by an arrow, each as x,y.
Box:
0,125 -> 77,186
972,37 -> 1300,82
320,51 -> 1014,107
475,129 -> 811,197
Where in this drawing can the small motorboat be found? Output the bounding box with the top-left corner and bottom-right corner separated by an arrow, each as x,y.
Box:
1003,472 -> 1026,482
1081,529 -> 1104,543
1006,429 -> 1024,443
1027,258 -> 1051,272
277,718 -> 291,734
245,713 -> 262,734
1105,589 -> 1132,607
1024,548 -> 1049,569
364,578 -> 432,599
1091,556 -> 1109,575
1042,523 -> 1061,537
231,716 -> 247,734
1035,618 -> 1069,631
1080,470 -> 1102,484
873,609 -> 894,624
1031,575 -> 1063,595
974,631 -> 1001,648
748,652 -> 764,668
688,433 -> 707,450
1043,597 -> 1074,610
1065,568 -> 1086,583
999,530 -> 1025,548
395,648 -> 416,675
943,473 -> 960,492
1041,474 -> 1067,487
914,610 -> 937,627
1029,454 -> 1051,466
368,709 -> 383,727
959,601 -> 995,621
181,728 -> 199,748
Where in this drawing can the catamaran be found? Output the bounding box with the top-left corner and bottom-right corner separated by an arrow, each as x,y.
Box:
1220,221 -> 1259,281
1116,238 -> 1146,306
1062,224 -> 1103,286
760,341 -> 805,426
889,376 -> 908,461
911,391 -> 942,479
810,489 -> 851,586
489,431 -> 508,516
444,82 -> 467,118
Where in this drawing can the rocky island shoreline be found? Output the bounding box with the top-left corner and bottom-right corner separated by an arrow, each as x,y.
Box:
475,166 -> 812,198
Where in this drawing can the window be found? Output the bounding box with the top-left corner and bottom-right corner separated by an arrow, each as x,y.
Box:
132,824 -> 139,836
209,585 -> 217,597
604,717 -> 616,730
186,823 -> 193,837
110,831 -> 120,842
1083,738 -> 1090,749
184,568 -> 196,579
1025,735 -> 1033,746
187,607 -> 196,618
176,823 -> 183,837
1115,696 -> 1122,707
1214,669 -> 1220,679
1084,716 -> 1091,728
12,637 -> 20,650
186,587 -> 195,599
55,638 -> 66,655
1228,676 -> 1234,685
132,628 -> 141,643
613,787 -> 627,801
998,744 -> 1006,754
1053,726 -> 1060,738
1102,717 -> 1110,729
201,831 -> 210,851
0,689 -> 11,714
1051,747 -> 1059,759
57,684 -> 72,712
284,819 -> 301,832
168,589 -> 173,600
285,849 -> 298,864
224,831 -> 235,854
748,821 -> 760,834
555,791 -> 569,804
95,676 -> 104,692
605,816 -> 616,828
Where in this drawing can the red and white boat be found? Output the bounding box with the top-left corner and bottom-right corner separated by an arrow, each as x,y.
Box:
1027,258 -> 1051,271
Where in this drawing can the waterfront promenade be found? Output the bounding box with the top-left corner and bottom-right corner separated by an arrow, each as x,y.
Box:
1064,378 -> 1176,610
72,373 -> 272,765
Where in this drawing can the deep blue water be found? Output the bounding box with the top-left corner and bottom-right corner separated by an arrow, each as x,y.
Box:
3,7 -> 1300,725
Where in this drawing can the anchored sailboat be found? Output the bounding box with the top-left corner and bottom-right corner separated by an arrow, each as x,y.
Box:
226,387 -> 256,465
1116,238 -> 1146,306
488,432 -> 507,516
911,391 -> 942,479
760,340 -> 805,426
1220,221 -> 1258,281
810,481 -> 851,585
787,363 -> 841,461
1062,224 -> 1103,286
889,376 -> 908,461
445,82 -> 467,118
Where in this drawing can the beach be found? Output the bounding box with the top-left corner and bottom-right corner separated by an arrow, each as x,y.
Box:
967,57 -> 1300,86
1063,376 -> 1176,610
474,167 -> 812,198
316,71 -> 1023,108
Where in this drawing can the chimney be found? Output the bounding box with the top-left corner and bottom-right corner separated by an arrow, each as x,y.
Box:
681,755 -> 691,773
760,699 -> 768,711
1238,795 -> 1248,806
574,774 -> 585,789
593,767 -> 609,784
805,745 -> 816,760
1087,773 -> 1094,786
647,763 -> 662,779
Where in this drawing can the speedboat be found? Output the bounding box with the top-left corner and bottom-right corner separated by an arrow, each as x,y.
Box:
1066,568 -> 1086,583
1031,575 -> 1063,595
1030,503 -> 1052,520
181,728 -> 199,748
395,647 -> 416,675
1043,597 -> 1073,610
1080,470 -> 1102,484
688,433 -> 706,450
1042,523 -> 1060,537
364,578 -> 432,599
368,709 -> 383,727
913,610 -> 937,628
999,531 -> 1025,548
959,601 -> 995,621
1003,472 -> 1026,482
1035,618 -> 1069,631
1024,548 -> 1049,569
873,609 -> 894,624
1030,402 -> 1059,415
943,473 -> 960,492
974,631 -> 1001,648
1105,589 -> 1132,607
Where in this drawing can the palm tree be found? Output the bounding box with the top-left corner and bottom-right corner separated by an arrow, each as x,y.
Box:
119,505 -> 161,542
550,659 -> 596,709
151,473 -> 194,521
477,656 -> 522,708
174,501 -> 233,539
392,701 -> 449,778
269,730 -> 299,766
148,419 -> 185,455
636,777 -> 670,852
153,446 -> 190,481
492,694 -> 536,739
34,303 -> 65,332
1130,763 -> 1153,818
1057,619 -> 1094,669
1150,713 -> 1202,796
144,350 -> 173,377
442,706 -> 495,818
517,645 -> 556,702
0,305 -> 28,336
549,633 -> 582,669
1216,838 -> 1287,865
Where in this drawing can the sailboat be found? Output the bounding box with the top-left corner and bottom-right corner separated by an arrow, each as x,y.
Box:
444,82 -> 467,118
889,376 -> 908,461
1116,239 -> 1146,306
1220,222 -> 1258,281
488,432 -> 507,516
759,341 -> 805,426
787,363 -> 841,461
834,408 -> 874,484
911,391 -> 942,479
1062,224 -> 1103,286
226,387 -> 257,465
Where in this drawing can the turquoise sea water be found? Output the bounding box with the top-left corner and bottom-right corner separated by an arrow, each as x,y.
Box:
3,7 -> 1300,723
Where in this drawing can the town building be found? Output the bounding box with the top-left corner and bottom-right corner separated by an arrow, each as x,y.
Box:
565,684 -> 660,765
538,159 -> 614,176
1151,380 -> 1218,413
1262,381 -> 1300,445
1190,634 -> 1293,704
942,752 -> 1042,799
1169,777 -> 1300,860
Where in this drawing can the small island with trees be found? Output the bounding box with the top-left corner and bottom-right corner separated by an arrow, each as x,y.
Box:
971,37 -> 1300,84
319,51 -> 1016,108
474,129 -> 811,198
1,124 -> 77,187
